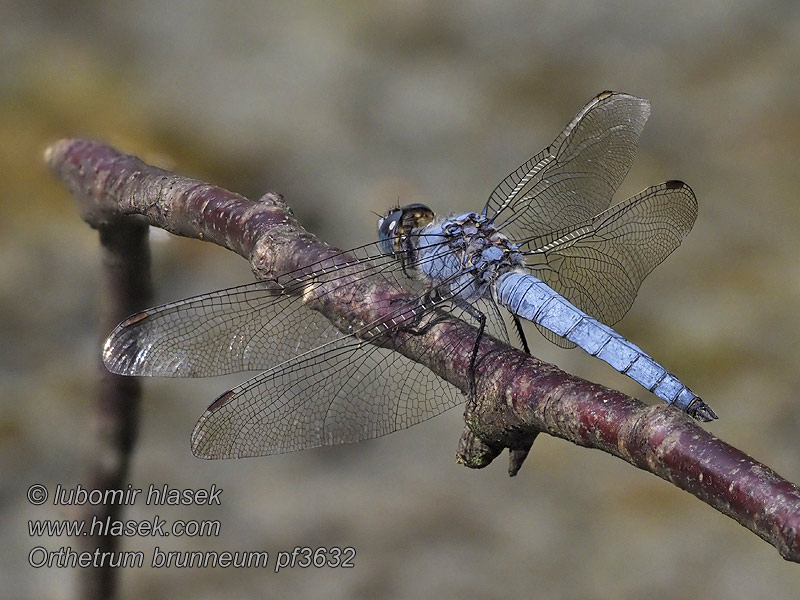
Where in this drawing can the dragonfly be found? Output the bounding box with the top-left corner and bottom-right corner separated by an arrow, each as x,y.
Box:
104,91 -> 716,460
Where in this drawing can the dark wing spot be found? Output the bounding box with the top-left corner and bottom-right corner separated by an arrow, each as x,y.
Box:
120,311 -> 150,327
207,390 -> 236,413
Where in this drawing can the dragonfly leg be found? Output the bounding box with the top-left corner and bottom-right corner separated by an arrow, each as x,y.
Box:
398,315 -> 447,337
512,314 -> 531,355
468,312 -> 486,398
386,294 -> 429,335
389,290 -> 450,336
451,298 -> 487,399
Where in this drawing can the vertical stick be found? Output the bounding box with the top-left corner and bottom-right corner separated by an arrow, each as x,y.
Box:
78,217 -> 152,599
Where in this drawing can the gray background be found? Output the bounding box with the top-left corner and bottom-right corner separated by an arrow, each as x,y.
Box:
3,1 -> 799,598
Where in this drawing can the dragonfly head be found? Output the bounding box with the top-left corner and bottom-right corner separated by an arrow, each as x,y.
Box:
377,203 -> 434,257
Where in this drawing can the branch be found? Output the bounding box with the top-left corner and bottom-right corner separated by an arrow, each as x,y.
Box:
46,139 -> 800,563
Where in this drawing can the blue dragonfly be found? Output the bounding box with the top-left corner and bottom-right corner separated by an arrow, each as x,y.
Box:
104,91 -> 715,459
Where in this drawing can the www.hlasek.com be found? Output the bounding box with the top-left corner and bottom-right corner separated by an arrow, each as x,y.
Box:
27,483 -> 355,572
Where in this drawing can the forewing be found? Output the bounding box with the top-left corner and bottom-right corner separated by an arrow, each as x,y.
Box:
102,281 -> 343,377
102,240 -> 413,378
528,181 -> 698,342
484,92 -> 650,243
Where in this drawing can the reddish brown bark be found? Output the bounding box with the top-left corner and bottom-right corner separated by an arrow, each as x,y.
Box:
46,138 -> 800,563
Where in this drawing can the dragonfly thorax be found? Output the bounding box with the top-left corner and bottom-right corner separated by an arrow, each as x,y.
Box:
412,211 -> 525,301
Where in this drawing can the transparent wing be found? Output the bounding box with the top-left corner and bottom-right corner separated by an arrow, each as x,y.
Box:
483,91 -> 650,243
103,242 -> 409,377
102,280 -> 341,377
190,315 -> 465,459
526,181 -> 697,347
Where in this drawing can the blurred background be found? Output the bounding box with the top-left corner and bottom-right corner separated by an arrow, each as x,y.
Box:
3,0 -> 800,598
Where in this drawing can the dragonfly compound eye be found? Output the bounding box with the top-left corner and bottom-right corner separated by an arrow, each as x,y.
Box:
378,203 -> 434,256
